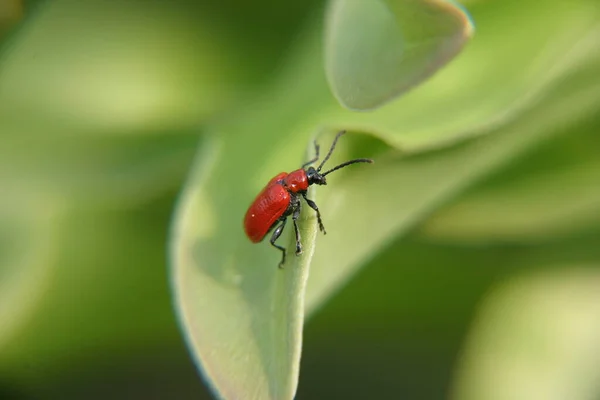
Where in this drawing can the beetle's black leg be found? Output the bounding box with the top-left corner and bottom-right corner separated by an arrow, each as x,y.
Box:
302,193 -> 326,234
270,218 -> 287,268
292,201 -> 302,256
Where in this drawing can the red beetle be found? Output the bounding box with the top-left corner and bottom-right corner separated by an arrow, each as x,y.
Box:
244,130 -> 373,268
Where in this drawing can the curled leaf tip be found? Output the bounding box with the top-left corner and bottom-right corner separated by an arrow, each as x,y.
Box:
325,0 -> 475,110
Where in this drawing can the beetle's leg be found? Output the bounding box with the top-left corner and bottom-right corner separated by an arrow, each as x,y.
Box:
301,140 -> 320,169
302,193 -> 326,234
292,201 -> 302,256
270,218 -> 287,269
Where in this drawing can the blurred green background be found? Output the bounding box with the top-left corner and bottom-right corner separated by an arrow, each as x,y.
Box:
1,0 -> 600,399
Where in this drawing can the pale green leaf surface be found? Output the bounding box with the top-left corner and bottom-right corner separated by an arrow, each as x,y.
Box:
171,132 -> 323,400
305,71 -> 600,315
250,0 -> 598,154
171,4 -> 600,397
169,29 -> 335,395
420,161 -> 600,243
168,31 -> 377,393
325,0 -> 473,110
326,0 -> 600,151
451,267 -> 600,400
418,109 -> 600,242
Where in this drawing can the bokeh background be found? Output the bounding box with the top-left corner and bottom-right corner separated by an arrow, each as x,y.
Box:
1,0 -> 600,399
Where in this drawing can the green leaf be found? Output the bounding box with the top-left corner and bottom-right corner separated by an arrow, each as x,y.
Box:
421,161 -> 600,243
171,134 -> 322,400
170,61 -> 599,400
325,0 -> 474,110
168,27 -> 332,393
419,112 -> 600,243
451,267 -> 600,400
305,72 -> 600,315
326,0 -> 600,151
171,3 -> 600,397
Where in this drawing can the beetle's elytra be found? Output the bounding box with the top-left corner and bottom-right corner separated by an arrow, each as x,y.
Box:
243,130 -> 373,268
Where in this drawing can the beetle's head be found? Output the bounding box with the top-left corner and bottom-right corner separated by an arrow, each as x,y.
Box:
302,131 -> 373,188
306,166 -> 327,186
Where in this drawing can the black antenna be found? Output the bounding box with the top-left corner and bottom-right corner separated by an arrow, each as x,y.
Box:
317,130 -> 373,176
317,130 -> 346,172
321,158 -> 373,176
301,140 -> 320,169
